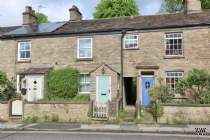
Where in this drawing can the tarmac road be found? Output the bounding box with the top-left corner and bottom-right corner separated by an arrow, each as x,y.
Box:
0,131 -> 209,140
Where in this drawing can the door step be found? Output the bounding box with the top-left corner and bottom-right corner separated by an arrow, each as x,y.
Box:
9,116 -> 22,123
143,107 -> 156,124
122,106 -> 136,122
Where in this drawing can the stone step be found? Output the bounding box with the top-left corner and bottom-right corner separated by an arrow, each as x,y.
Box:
122,106 -> 136,122
8,116 -> 22,123
143,108 -> 155,124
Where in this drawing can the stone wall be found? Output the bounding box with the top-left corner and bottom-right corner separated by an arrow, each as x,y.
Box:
123,28 -> 210,77
160,105 -> 210,124
23,102 -> 90,122
0,102 -> 9,121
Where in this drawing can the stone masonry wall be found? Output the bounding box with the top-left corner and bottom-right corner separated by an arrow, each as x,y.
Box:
24,102 -> 90,122
123,28 -> 210,77
160,105 -> 210,124
0,102 -> 9,121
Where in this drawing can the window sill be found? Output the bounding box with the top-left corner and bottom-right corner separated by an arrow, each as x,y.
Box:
79,92 -> 90,95
16,60 -> 31,63
76,58 -> 93,61
163,55 -> 185,59
124,48 -> 139,50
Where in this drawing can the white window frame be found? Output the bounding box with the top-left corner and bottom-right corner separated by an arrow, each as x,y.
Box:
79,74 -> 91,94
124,35 -> 139,49
17,42 -> 31,61
77,38 -> 93,59
166,71 -> 184,90
165,32 -> 183,56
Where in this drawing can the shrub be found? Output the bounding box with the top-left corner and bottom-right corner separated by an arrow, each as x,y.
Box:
11,93 -> 22,101
149,77 -> 175,103
43,115 -> 51,122
176,69 -> 210,103
201,0 -> 210,9
51,114 -> 59,122
151,103 -> 164,122
48,67 -> 80,100
199,90 -> 210,104
0,71 -> 16,101
24,116 -> 38,123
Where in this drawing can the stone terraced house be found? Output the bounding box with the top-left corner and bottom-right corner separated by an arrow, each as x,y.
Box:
0,0 -> 210,119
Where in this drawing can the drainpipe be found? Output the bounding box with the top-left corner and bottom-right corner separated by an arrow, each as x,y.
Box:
121,30 -> 126,110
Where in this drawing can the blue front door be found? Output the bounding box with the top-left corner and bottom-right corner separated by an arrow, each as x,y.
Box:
141,76 -> 154,106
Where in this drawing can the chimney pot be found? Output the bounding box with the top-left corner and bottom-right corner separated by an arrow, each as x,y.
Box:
25,6 -> 32,13
69,5 -> 82,21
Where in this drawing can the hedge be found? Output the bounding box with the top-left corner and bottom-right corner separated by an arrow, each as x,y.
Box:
47,67 -> 80,100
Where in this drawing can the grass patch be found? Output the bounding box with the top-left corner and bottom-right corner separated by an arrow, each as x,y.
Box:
134,110 -> 144,124
117,110 -> 125,122
39,95 -> 90,103
23,116 -> 38,123
71,95 -> 90,102
23,114 -> 59,123
167,117 -> 189,125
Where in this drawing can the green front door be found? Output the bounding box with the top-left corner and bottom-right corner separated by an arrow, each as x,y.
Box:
97,75 -> 111,104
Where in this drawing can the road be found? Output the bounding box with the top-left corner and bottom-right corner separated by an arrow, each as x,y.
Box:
0,131 -> 209,140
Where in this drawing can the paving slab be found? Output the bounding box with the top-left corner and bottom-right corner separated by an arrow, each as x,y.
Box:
0,123 -> 24,130
81,124 -> 120,130
120,124 -> 139,131
26,123 -> 81,130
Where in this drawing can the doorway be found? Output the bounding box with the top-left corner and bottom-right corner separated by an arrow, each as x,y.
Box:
124,77 -> 137,105
25,75 -> 44,102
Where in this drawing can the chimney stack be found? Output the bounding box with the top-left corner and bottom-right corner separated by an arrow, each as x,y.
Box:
185,0 -> 202,14
22,6 -> 38,31
69,5 -> 82,21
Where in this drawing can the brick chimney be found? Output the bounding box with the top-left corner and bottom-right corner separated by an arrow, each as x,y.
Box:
69,5 -> 82,21
22,6 -> 38,31
185,0 -> 202,14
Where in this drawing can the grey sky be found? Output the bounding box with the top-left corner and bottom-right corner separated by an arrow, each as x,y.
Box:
0,0 -> 162,27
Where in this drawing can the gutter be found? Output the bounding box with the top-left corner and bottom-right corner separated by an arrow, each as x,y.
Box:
1,24 -> 210,40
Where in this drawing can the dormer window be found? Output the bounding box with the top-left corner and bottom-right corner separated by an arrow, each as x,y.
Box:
18,42 -> 31,61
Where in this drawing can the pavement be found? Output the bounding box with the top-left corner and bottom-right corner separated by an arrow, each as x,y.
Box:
0,123 -> 209,135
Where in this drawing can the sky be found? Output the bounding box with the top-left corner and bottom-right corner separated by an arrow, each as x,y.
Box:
0,0 -> 163,27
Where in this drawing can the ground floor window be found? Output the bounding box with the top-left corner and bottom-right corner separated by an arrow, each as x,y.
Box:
166,71 -> 184,90
79,74 -> 91,94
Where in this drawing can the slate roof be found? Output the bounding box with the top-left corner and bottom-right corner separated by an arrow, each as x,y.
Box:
1,11 -> 210,38
0,26 -> 20,35
4,22 -> 66,35
21,67 -> 52,75
55,11 -> 210,34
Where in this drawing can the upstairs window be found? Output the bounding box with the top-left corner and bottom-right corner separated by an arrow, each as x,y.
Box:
79,74 -> 91,94
124,35 -> 138,49
165,33 -> 183,56
77,38 -> 92,59
166,71 -> 184,90
18,42 -> 31,61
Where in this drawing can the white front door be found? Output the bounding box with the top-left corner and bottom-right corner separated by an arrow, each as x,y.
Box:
26,75 -> 44,102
